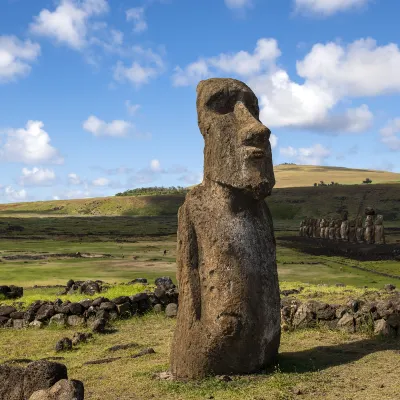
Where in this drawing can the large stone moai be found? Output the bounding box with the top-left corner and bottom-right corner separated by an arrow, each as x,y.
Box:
340,211 -> 349,241
355,216 -> 364,243
334,219 -> 341,240
299,220 -> 304,236
323,219 -> 330,239
348,219 -> 356,243
319,219 -> 325,239
170,78 -> 281,379
374,215 -> 385,244
328,220 -> 335,240
364,215 -> 375,244
315,218 -> 321,238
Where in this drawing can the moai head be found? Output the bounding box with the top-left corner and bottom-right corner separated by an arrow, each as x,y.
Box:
356,216 -> 363,228
320,219 -> 325,228
375,214 -> 383,225
341,211 -> 348,221
329,220 -> 335,228
197,78 -> 275,199
365,215 -> 374,226
335,219 -> 341,228
349,219 -> 356,228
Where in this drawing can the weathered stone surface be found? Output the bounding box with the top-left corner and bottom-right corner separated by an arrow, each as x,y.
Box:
116,302 -> 131,316
153,304 -> 163,313
67,315 -> 85,327
55,338 -> 72,352
79,299 -> 92,309
68,303 -> 83,315
170,78 -> 280,379
13,319 -> 27,329
293,303 -> 315,329
29,379 -> 84,400
91,318 -> 106,333
23,361 -> 68,399
0,364 -> 25,400
374,215 -> 385,244
0,315 -> 10,327
337,313 -> 355,333
112,296 -> 130,305
72,332 -> 92,346
374,319 -> 396,337
49,314 -> 67,327
165,303 -> 178,318
0,305 -> 16,317
35,305 -> 55,322
10,311 -> 25,320
129,293 -> 148,303
364,215 -> 375,244
79,280 -> 100,296
99,302 -> 116,311
91,297 -> 107,307
29,320 -> 43,329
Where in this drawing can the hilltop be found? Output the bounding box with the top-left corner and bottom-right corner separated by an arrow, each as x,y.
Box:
0,165 -> 399,220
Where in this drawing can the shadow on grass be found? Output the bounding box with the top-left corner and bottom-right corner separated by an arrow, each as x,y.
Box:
277,337 -> 400,373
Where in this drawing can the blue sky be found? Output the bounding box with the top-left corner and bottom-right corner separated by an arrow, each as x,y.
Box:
1,0 -> 400,203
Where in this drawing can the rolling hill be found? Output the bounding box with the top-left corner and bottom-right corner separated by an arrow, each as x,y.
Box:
1,165 -> 399,221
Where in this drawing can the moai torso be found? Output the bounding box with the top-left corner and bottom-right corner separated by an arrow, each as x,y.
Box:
364,215 -> 375,244
340,220 -> 349,241
334,220 -> 341,240
324,220 -> 330,239
299,220 -> 304,236
329,220 -> 335,240
319,219 -> 325,238
374,215 -> 385,244
170,78 -> 280,379
315,219 -> 321,238
348,220 -> 356,243
356,217 -> 364,243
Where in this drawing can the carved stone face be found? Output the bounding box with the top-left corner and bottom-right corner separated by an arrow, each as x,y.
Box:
375,214 -> 383,225
196,78 -> 275,199
365,215 -> 374,226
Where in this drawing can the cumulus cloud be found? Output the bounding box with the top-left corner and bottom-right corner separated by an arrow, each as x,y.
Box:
150,159 -> 162,172
172,37 -> 400,134
0,35 -> 41,83
126,7 -> 147,33
294,0 -> 370,16
54,189 -> 93,200
68,173 -> 83,185
224,0 -> 253,9
0,186 -> 28,202
0,120 -> 63,164
83,115 -> 133,137
113,46 -> 165,87
92,177 -> 110,186
125,101 -> 141,116
30,0 -> 109,50
270,133 -> 278,149
19,167 -> 56,186
380,118 -> 400,150
280,144 -> 331,165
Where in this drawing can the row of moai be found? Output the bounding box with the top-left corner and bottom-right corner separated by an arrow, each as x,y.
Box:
299,209 -> 385,244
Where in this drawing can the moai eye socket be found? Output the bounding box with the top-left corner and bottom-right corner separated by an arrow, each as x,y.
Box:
206,92 -> 237,114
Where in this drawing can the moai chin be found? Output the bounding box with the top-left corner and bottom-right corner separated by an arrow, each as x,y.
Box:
374,215 -> 385,244
364,215 -> 375,244
170,78 -> 281,379
356,216 -> 364,243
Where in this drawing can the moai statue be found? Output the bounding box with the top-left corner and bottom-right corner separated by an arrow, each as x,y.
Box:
340,211 -> 349,241
348,219 -> 356,243
319,219 -> 325,239
170,78 -> 281,379
315,219 -> 321,238
324,219 -> 330,239
329,220 -> 336,240
308,218 -> 313,237
364,215 -> 375,244
299,220 -> 304,237
312,219 -> 318,238
374,215 -> 386,244
355,216 -> 364,243
334,219 -> 341,240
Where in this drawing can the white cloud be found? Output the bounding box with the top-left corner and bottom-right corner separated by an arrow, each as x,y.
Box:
173,37 -> 400,134
280,144 -> 331,165
1,186 -> 28,202
83,115 -> 133,137
224,0 -> 253,9
150,159 -> 162,172
295,0 -> 370,16
270,133 -> 278,149
0,120 -> 63,164
55,189 -> 93,200
30,0 -> 109,50
179,172 -> 202,185
68,173 -> 83,185
126,7 -> 147,33
0,35 -> 41,83
379,118 -> 400,151
19,167 -> 56,186
113,47 -> 165,87
92,177 -> 110,186
125,101 -> 141,116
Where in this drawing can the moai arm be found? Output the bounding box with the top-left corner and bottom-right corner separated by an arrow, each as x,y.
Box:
176,203 -> 201,320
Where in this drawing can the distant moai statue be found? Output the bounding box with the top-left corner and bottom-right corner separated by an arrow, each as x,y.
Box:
170,78 -> 280,379
356,216 -> 364,243
334,219 -> 341,240
324,219 -> 330,239
319,219 -> 325,239
374,215 -> 386,244
312,219 -> 318,238
348,219 -> 356,243
328,220 -> 335,240
315,218 -> 321,238
364,215 -> 375,244
364,207 -> 375,244
340,211 -> 349,241
299,220 -> 304,236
